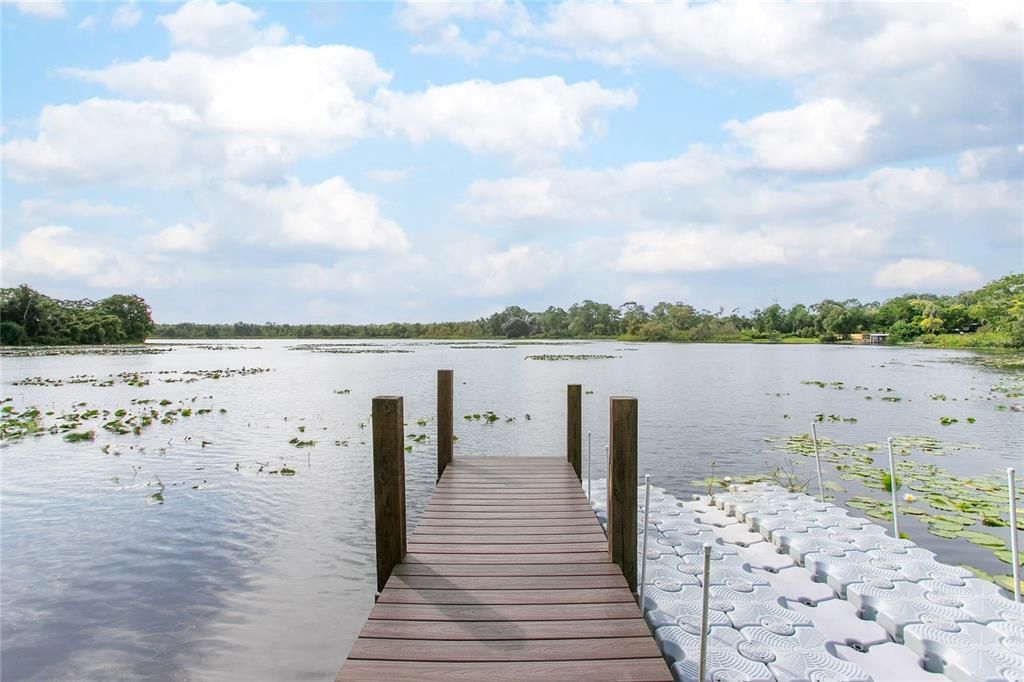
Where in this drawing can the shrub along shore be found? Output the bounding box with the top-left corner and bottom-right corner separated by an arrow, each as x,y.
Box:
4,274 -> 1022,349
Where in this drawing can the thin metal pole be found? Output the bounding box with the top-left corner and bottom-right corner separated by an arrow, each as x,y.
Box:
698,543 -> 712,682
887,437 -> 900,539
639,474 -> 651,606
587,431 -> 592,501
1009,467 -> 1020,603
811,423 -> 825,503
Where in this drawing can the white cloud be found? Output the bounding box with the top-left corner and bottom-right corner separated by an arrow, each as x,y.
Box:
66,45 -> 388,145
725,99 -> 880,173
1,226 -> 105,280
373,77 -> 635,164
216,177 -> 408,252
110,2 -> 141,30
872,259 -> 983,290
617,223 -> 880,274
157,0 -> 287,54
459,244 -> 564,296
405,2 -> 1024,170
20,199 -> 134,223
365,168 -> 410,183
396,1 -> 530,60
145,222 -> 211,254
2,99 -> 212,187
77,15 -> 96,31
958,145 -> 1024,180
7,1 -> 65,19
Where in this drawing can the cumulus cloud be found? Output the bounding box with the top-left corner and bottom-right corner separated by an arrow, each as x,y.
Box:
402,1 -> 1024,170
216,177 -> 409,252
144,222 -> 212,254
872,259 -> 983,290
373,77 -> 635,164
2,99 -> 211,187
617,223 -> 881,274
725,99 -> 880,173
1,226 -> 106,280
460,244 -> 564,296
157,0 -> 287,54
65,44 -> 388,149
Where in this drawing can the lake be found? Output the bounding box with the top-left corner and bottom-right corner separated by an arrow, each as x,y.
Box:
1,339 -> 1021,680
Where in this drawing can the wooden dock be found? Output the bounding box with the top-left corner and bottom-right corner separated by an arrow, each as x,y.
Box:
338,457 -> 668,680
336,379 -> 669,681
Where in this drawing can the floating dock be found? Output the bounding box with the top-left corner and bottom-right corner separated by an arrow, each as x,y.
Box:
590,479 -> 1024,681
335,374 -> 1023,681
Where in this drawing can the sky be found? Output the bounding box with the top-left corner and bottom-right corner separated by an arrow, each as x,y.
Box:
1,1 -> 1022,324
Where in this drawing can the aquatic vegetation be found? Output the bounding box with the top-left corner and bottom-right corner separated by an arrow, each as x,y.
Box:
939,416 -> 958,425
0,345 -> 169,357
448,344 -> 514,349
525,354 -> 619,360
288,438 -> 315,447
814,413 -> 857,423
800,380 -> 845,390
768,431 -> 1021,567
287,343 -> 412,354
881,396 -> 903,402
63,430 -> 96,442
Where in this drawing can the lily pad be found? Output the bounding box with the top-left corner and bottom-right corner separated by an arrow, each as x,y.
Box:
957,530 -> 1007,549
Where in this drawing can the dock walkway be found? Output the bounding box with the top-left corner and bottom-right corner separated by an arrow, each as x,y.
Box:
337,456 -> 670,681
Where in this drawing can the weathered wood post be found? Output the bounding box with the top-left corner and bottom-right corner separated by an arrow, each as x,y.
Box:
372,395 -> 406,594
567,384 -> 582,481
437,369 -> 453,483
608,396 -> 638,591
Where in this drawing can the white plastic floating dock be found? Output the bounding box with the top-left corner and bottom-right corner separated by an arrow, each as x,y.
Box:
590,480 -> 1024,682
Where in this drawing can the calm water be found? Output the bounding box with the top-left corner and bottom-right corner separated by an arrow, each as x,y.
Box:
1,340 -> 1021,680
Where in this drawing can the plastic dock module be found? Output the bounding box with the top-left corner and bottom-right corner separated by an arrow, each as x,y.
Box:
590,479 -> 1022,682
337,459 -> 671,682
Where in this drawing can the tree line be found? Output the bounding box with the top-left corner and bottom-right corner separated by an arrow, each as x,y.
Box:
1,285 -> 154,345
3,274 -> 1020,347
151,273 -> 1023,348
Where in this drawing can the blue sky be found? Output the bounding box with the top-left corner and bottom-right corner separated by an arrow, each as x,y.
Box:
2,1 -> 1021,324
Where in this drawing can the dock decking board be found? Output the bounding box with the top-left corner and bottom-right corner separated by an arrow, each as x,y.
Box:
337,456 -> 670,681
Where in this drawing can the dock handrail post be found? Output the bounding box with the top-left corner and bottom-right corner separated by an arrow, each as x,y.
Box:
372,395 -> 406,594
886,437 -> 901,539
608,396 -> 639,592
1009,467 -> 1020,603
567,384 -> 582,481
437,369 -> 453,483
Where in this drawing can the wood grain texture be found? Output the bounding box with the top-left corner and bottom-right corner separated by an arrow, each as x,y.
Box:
337,658 -> 672,681
608,397 -> 638,592
372,396 -> 405,594
567,383 -> 583,480
340,455 -> 668,681
437,369 -> 453,481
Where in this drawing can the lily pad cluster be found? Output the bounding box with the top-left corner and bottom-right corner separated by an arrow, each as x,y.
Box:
286,343 -> 412,354
0,345 -> 170,357
769,431 -> 1023,569
1,399 -> 224,442
525,354 -> 619,360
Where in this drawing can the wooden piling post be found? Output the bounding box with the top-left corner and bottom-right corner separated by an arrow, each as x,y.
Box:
608,396 -> 638,591
437,369 -> 453,482
372,395 -> 406,594
567,384 -> 582,481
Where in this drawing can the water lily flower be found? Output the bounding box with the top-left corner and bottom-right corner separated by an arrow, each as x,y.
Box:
903,493 -> 916,503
